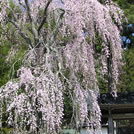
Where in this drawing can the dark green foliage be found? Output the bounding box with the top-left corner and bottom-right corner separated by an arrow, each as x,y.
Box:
94,32 -> 103,54
111,0 -> 134,92
118,48 -> 134,92
117,25 -> 134,92
63,92 -> 73,127
113,0 -> 134,23
121,24 -> 134,49
0,43 -> 11,86
0,42 -> 26,87
97,74 -> 108,93
93,32 -> 108,93
95,60 -> 108,93
0,8 -> 27,87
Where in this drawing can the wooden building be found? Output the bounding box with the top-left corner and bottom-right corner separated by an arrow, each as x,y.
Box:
98,92 -> 134,134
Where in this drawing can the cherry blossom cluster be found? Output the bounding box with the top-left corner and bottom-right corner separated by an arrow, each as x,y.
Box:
61,0 -> 124,93
0,67 -> 64,133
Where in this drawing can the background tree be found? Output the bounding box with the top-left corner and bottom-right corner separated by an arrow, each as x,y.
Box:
112,0 -> 134,92
113,0 -> 134,23
117,24 -> 134,92
118,48 -> 134,92
0,0 -> 125,133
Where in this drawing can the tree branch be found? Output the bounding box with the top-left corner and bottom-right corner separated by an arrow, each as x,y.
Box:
37,0 -> 52,34
24,0 -> 39,45
7,7 -> 17,21
48,9 -> 65,46
7,18 -> 33,49
24,0 -> 32,23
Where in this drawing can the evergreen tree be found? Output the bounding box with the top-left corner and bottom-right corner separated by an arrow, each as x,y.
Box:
118,48 -> 134,92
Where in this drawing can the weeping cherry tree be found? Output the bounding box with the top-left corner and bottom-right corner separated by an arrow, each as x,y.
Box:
0,0 -> 125,133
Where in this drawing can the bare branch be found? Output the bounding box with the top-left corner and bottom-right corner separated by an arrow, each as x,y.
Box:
37,0 -> 52,34
24,0 -> 39,45
7,7 -> 17,21
7,18 -> 33,49
48,9 -> 65,46
24,0 -> 32,23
